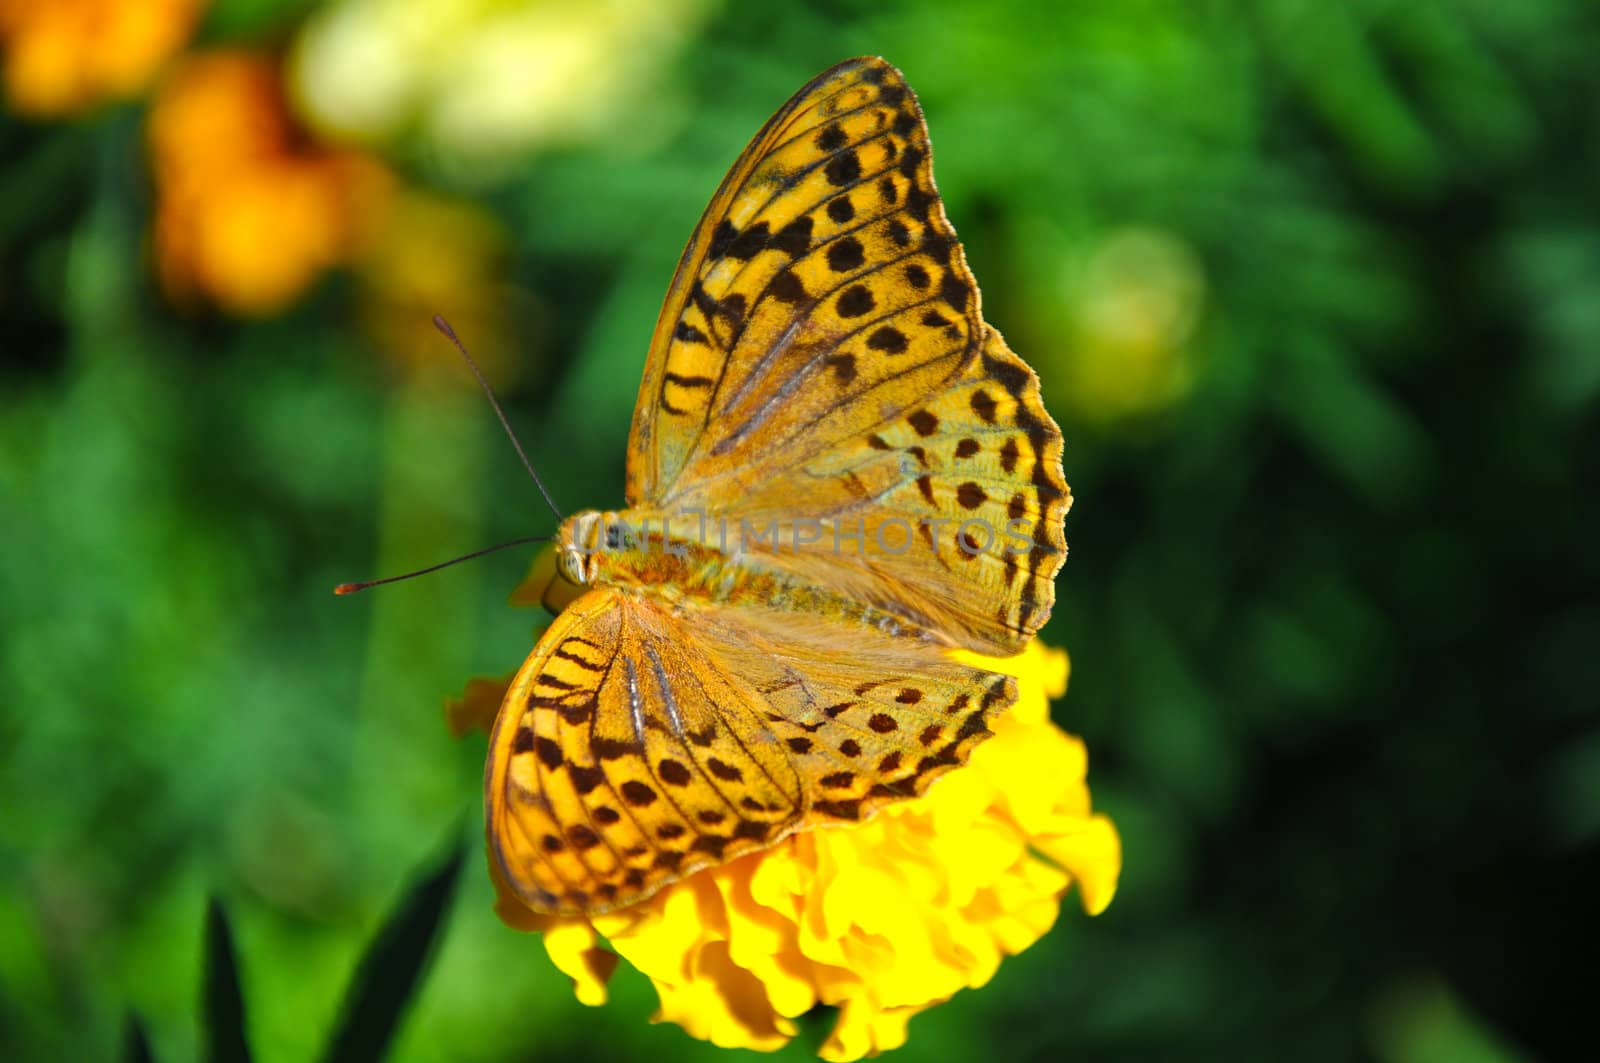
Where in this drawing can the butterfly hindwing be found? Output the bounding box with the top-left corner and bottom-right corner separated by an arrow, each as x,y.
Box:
695,604 -> 1016,825
721,325 -> 1069,652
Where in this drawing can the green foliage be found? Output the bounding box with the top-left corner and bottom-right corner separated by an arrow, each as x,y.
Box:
319,845 -> 463,1063
3,0 -> 1597,1060
108,848 -> 463,1063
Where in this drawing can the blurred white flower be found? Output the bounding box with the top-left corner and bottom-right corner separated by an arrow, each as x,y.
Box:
289,0 -> 713,167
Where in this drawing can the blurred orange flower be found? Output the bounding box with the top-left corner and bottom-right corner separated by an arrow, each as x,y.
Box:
0,0 -> 203,116
147,51 -> 392,315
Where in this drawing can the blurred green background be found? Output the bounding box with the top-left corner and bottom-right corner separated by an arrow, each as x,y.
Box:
3,0 -> 1597,1060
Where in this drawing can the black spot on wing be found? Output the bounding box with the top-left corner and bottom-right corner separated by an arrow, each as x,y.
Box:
826,353 -> 858,386
770,269 -> 809,304
771,216 -> 813,257
827,237 -> 865,272
940,272 -> 970,311
533,735 -> 563,769
708,220 -> 737,260
867,326 -> 908,354
824,150 -> 861,186
999,438 -> 1020,473
620,780 -> 658,807
906,187 -> 934,220
727,221 -> 770,260
837,285 -> 875,318
665,372 -> 713,390
718,291 -> 748,329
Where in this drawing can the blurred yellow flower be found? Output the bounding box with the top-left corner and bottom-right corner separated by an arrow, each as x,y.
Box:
0,0 -> 203,116
356,189 -> 522,384
289,0 -> 713,167
1064,227 -> 1206,420
147,51 -> 392,315
453,562 -> 1120,1060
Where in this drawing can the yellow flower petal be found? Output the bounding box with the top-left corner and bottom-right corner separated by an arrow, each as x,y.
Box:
821,999 -> 918,1062
650,940 -> 796,1051
540,921 -> 615,1007
1038,814 -> 1124,916
444,674 -> 511,738
715,858 -> 818,1019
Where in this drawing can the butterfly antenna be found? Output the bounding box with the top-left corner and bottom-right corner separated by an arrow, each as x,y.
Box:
433,314 -> 563,521
334,535 -> 552,596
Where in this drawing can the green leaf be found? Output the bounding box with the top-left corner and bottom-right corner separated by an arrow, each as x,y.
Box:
319,844 -> 465,1063
203,899 -> 252,1063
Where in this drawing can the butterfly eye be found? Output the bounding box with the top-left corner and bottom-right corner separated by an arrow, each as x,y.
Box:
557,547 -> 587,585
605,523 -> 624,551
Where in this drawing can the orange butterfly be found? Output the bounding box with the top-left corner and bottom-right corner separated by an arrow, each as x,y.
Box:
488,57 -> 1069,915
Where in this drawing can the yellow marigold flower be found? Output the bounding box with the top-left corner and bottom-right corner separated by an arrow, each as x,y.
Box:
146,51 -> 392,315
453,557 -> 1120,1059
0,0 -> 203,116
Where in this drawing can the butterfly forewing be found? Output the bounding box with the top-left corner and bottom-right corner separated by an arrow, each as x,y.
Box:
627,56 -> 1067,652
489,590 -> 802,915
627,56 -> 985,507
695,605 -> 1015,823
724,326 -> 1069,652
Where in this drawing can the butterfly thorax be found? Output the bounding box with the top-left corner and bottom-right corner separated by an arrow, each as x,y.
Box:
555,507 -> 925,639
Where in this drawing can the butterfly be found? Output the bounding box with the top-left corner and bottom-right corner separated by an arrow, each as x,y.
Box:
487,56 -> 1070,915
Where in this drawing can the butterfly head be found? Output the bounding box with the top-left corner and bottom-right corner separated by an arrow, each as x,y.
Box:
556,509 -> 642,586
